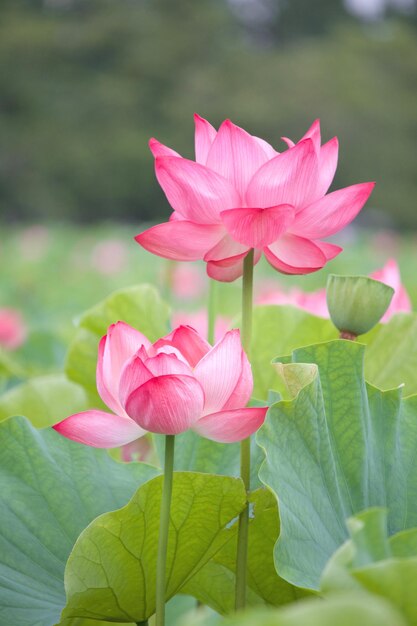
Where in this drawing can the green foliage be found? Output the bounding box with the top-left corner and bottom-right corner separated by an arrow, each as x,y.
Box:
0,416 -> 158,626
322,508 -> 417,625
182,489 -> 311,614
257,339 -> 417,590
65,284 -> 170,404
0,373 -> 88,425
178,593 -> 406,626
62,473 -> 246,622
154,429 -> 265,488
251,306 -> 417,400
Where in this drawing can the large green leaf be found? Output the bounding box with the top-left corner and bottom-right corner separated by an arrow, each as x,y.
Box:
0,373 -> 89,426
65,285 -> 170,403
182,489 -> 311,614
62,473 -> 246,623
250,306 -> 417,400
257,339 -> 417,590
178,593 -> 405,626
0,416 -> 158,626
363,312 -> 417,394
322,508 -> 417,625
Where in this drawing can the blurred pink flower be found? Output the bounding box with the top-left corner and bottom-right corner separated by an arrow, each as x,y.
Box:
136,115 -> 374,281
121,436 -> 153,462
53,321 -> 266,445
18,225 -> 50,262
172,310 -> 232,343
0,308 -> 27,350
371,259 -> 411,322
91,240 -> 128,276
172,264 -> 206,300
257,259 -> 411,322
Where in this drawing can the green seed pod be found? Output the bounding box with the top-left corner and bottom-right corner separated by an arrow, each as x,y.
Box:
326,274 -> 394,338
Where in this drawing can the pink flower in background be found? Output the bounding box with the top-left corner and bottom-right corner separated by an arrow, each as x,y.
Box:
371,259 -> 411,321
172,310 -> 232,343
171,264 -> 206,300
0,308 -> 27,350
17,225 -> 50,262
257,259 -> 411,322
53,322 -> 266,445
136,115 -> 374,281
121,436 -> 153,462
91,239 -> 128,276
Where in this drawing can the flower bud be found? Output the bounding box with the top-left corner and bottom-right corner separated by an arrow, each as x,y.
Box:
326,274 -> 394,338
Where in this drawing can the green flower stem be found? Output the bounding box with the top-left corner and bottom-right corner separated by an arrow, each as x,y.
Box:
155,434 -> 175,626
207,279 -> 217,345
235,249 -> 254,610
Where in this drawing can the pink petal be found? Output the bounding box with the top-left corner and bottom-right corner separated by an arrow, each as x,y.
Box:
194,113 -> 217,164
135,220 -> 225,261
125,375 -> 205,434
300,119 -> 321,152
206,119 -> 269,197
118,355 -> 153,407
154,325 -> 211,367
155,156 -> 241,223
204,233 -> 249,262
97,322 -> 151,414
253,136 -> 279,159
316,137 -> 339,197
314,240 -> 343,261
193,407 -> 267,443
291,182 -> 375,239
149,138 -> 181,158
194,329 -> 244,415
264,235 -> 326,275
246,139 -> 319,211
281,137 -> 295,148
53,410 -> 145,448
220,205 -> 295,248
145,352 -> 193,377
206,249 -> 261,283
222,349 -> 253,410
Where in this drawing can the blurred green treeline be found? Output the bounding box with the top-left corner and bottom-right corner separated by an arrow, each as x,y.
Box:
1,0 -> 416,227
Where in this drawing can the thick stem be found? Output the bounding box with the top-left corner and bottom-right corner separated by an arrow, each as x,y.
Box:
155,434 -> 175,626
235,249 -> 254,611
207,279 -> 217,345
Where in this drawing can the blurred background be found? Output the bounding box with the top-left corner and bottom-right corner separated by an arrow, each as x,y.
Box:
1,0 -> 417,367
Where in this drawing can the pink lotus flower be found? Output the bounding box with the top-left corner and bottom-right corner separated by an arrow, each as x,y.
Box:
53,322 -> 266,446
136,115 -> 375,282
257,259 -> 411,322
0,308 -> 27,350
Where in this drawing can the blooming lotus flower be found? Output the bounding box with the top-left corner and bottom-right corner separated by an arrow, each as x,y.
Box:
136,115 -> 375,282
257,259 -> 411,322
0,308 -> 27,350
53,321 -> 266,446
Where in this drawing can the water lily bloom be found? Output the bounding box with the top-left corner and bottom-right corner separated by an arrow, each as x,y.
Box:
136,115 -> 375,281
0,308 -> 27,350
53,321 -> 266,446
257,259 -> 411,322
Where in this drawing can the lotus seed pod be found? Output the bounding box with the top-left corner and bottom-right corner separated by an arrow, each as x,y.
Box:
326,275 -> 394,338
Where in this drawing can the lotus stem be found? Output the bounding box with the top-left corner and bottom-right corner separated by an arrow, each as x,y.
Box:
155,434 -> 175,626
207,279 -> 217,345
235,249 -> 254,610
